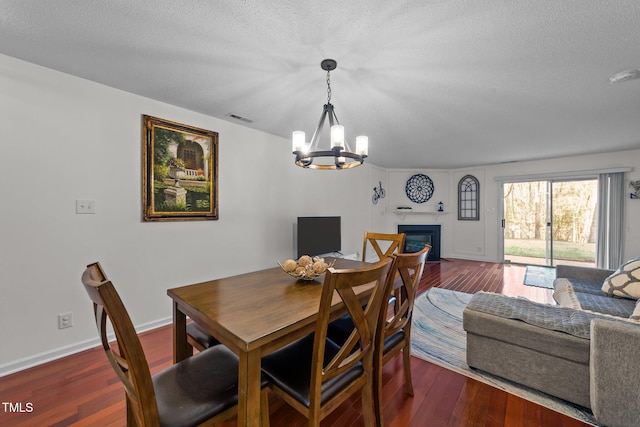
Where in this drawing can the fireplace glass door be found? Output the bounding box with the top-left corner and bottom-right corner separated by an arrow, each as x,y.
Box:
398,224 -> 440,261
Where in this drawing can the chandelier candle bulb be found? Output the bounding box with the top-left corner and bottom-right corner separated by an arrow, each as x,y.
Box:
292,131 -> 305,151
331,125 -> 345,149
356,135 -> 368,156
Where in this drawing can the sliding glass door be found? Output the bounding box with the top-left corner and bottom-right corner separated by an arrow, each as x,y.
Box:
503,179 -> 597,267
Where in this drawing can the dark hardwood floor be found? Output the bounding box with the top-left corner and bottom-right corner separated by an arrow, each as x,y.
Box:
0,259 -> 589,426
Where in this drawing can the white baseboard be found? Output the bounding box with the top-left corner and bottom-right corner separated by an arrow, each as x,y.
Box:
0,316 -> 172,377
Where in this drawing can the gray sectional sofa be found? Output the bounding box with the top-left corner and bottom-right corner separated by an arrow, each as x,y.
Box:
462,264 -> 640,427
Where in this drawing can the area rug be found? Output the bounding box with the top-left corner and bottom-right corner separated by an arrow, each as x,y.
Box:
523,265 -> 556,289
410,287 -> 598,426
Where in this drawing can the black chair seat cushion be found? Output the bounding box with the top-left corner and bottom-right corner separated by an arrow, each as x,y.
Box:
186,322 -> 220,349
328,316 -> 405,355
383,330 -> 405,353
153,345 -> 267,427
261,334 -> 363,408
327,295 -> 397,346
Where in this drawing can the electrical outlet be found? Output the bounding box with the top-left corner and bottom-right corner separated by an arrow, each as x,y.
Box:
58,312 -> 73,329
76,199 -> 95,214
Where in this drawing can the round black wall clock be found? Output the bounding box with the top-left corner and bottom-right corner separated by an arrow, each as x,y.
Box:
405,173 -> 434,203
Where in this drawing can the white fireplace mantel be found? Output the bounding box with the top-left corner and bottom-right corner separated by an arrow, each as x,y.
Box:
392,206 -> 449,220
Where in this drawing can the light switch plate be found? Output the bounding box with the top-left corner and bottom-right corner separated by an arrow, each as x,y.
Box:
58,312 -> 73,329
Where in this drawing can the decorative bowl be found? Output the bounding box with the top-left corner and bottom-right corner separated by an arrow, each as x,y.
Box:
278,256 -> 335,281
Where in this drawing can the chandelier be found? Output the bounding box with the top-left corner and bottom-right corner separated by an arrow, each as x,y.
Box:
292,59 -> 368,169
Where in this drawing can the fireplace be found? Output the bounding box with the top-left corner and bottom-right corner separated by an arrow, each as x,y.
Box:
397,224 -> 441,261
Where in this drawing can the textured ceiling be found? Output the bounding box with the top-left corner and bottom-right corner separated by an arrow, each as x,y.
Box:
1,0 -> 639,168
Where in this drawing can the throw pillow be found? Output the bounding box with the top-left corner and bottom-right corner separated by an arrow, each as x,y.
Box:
602,257 -> 640,300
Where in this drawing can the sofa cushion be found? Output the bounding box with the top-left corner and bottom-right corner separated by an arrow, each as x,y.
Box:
601,257 -> 640,299
556,265 -> 614,283
466,292 -> 596,339
554,286 -> 636,318
554,277 -> 604,296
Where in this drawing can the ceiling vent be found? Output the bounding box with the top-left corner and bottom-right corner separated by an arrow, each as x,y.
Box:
226,113 -> 253,123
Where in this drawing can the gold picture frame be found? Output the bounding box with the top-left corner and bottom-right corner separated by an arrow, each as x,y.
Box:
142,115 -> 218,221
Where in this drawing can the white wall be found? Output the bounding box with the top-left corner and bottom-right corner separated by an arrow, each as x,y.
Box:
0,54 -> 374,374
379,151 -> 640,262
450,168 -> 487,259
384,170 -> 452,256
368,165 -> 388,244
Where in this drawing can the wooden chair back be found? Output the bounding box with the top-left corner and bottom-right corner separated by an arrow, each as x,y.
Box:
311,257 -> 395,424
362,232 -> 405,262
373,245 -> 430,427
81,262 -> 159,426
384,245 -> 430,341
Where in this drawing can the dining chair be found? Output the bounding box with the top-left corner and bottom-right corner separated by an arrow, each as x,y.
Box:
81,262 -> 270,427
373,245 -> 430,427
362,231 -> 405,262
326,231 -> 405,351
260,257 -> 396,427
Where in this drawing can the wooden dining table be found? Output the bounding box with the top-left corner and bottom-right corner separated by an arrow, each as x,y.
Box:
167,257 -> 372,427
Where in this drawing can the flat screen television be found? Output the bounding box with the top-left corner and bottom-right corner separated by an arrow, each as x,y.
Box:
297,216 -> 341,258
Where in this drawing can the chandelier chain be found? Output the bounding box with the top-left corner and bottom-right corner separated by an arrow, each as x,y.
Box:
326,70 -> 332,103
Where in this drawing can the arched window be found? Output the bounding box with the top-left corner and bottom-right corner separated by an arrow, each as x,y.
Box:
458,175 -> 479,220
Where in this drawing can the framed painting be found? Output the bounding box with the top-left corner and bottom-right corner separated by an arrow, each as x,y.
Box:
142,115 -> 218,221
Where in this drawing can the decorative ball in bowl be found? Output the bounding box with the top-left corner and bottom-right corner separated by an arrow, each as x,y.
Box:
278,255 -> 335,281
